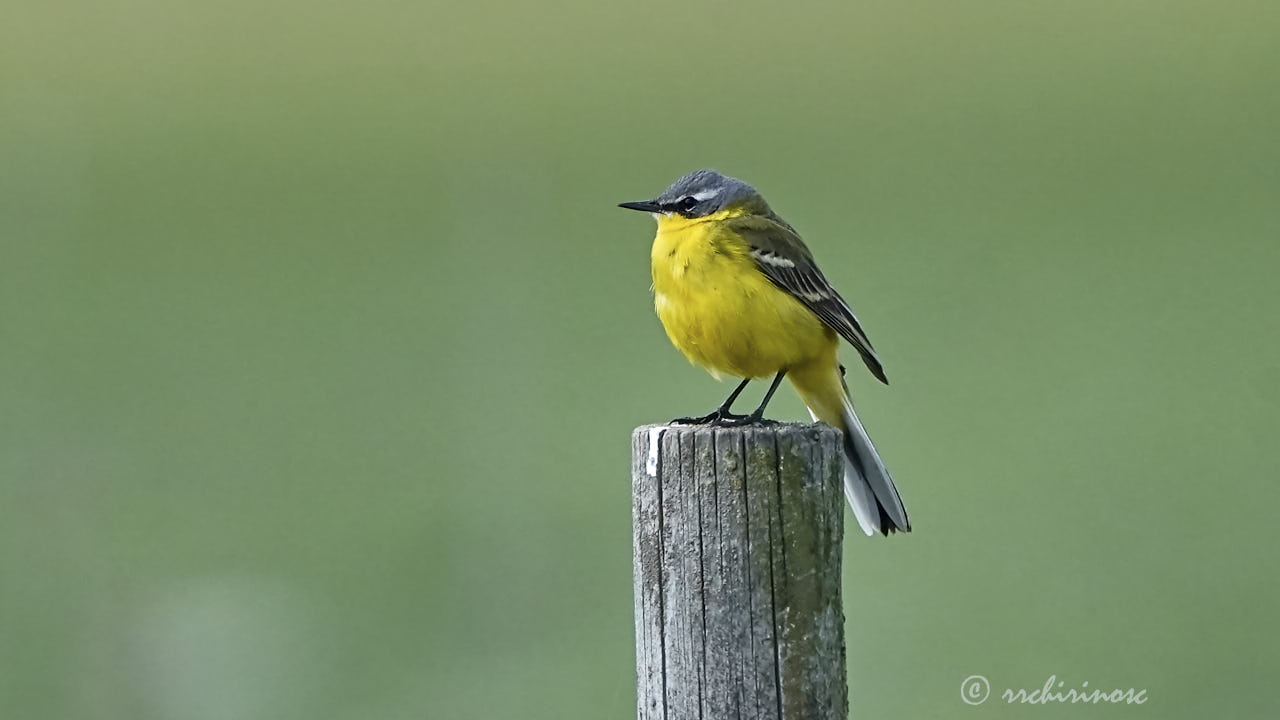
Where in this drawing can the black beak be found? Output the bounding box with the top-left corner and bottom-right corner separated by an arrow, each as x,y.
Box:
618,200 -> 663,213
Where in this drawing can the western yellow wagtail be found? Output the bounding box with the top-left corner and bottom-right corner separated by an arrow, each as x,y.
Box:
620,169 -> 910,536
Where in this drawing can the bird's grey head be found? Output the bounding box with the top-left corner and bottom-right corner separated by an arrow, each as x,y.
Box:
619,169 -> 768,219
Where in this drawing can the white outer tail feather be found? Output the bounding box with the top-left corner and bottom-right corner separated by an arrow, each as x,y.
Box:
807,406 -> 879,536
808,388 -> 909,537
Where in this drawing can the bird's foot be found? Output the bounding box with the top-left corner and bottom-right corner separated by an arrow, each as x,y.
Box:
669,407 -> 747,426
712,410 -> 778,428
670,409 -> 777,427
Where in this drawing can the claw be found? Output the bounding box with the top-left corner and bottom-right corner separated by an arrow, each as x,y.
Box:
711,411 -> 777,428
669,407 -> 747,426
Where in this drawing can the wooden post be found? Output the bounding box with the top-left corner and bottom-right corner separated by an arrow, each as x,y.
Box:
631,423 -> 848,720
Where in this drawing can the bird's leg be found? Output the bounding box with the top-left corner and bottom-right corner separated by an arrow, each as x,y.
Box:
670,377 -> 751,425
717,370 -> 786,427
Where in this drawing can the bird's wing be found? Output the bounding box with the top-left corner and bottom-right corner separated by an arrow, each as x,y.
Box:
729,214 -> 888,384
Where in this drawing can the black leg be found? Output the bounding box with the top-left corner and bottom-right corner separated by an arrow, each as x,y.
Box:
670,377 -> 751,425
717,370 -> 786,427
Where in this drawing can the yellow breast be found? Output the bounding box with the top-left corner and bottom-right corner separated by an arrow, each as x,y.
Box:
650,212 -> 834,379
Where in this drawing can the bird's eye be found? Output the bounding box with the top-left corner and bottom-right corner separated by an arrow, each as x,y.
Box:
677,196 -> 698,211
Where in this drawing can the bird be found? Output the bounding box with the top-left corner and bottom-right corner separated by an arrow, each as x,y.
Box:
619,169 -> 909,536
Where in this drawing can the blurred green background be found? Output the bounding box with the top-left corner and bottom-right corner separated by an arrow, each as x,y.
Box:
3,0 -> 1278,718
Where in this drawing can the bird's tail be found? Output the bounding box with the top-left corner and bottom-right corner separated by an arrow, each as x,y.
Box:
789,357 -> 911,536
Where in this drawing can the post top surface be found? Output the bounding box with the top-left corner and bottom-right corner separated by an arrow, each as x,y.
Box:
632,422 -> 841,442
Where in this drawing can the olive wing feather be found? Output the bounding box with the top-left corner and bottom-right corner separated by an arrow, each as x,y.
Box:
730,215 -> 888,384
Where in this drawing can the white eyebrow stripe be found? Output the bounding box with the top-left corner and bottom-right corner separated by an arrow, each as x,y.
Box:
691,189 -> 720,202
750,249 -> 797,268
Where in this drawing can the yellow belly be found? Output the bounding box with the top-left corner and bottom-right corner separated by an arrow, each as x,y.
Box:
650,214 -> 835,379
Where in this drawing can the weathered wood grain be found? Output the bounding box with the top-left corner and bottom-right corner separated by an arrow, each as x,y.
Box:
632,423 -> 847,720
